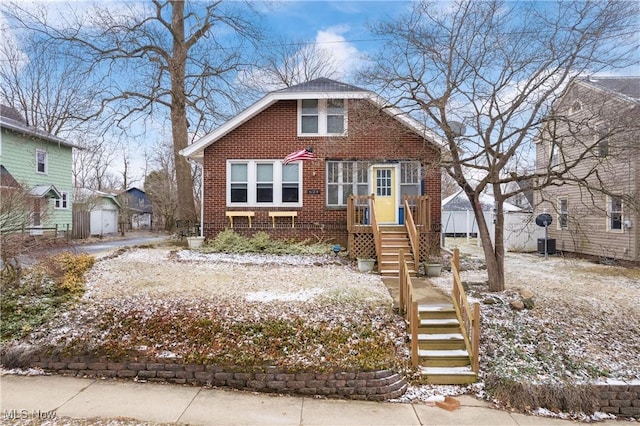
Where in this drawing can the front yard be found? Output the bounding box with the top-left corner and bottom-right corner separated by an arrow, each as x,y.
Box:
2,237 -> 640,419
9,248 -> 407,373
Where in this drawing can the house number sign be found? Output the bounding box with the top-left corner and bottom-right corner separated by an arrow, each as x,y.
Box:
307,189 -> 321,195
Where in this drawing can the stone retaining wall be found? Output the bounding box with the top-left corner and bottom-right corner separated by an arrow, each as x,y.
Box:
30,355 -> 407,402
597,383 -> 640,419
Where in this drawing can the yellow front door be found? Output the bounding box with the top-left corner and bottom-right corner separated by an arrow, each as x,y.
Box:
373,166 -> 396,223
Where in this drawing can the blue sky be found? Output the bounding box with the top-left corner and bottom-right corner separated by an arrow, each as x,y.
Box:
254,1 -> 413,78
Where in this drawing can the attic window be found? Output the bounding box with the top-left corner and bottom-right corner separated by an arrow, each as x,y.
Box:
298,99 -> 346,136
570,101 -> 582,114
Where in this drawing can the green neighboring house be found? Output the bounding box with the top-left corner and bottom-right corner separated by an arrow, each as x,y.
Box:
0,105 -> 80,236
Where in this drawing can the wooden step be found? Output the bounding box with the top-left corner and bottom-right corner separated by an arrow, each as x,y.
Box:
418,349 -> 470,367
416,333 -> 466,350
418,305 -> 456,319
418,366 -> 477,385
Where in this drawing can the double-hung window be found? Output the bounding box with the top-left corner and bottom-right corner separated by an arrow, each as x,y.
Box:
558,197 -> 568,230
55,192 -> 69,209
36,149 -> 47,174
400,162 -> 421,201
608,196 -> 623,231
327,161 -> 353,206
596,124 -> 609,158
299,99 -> 346,136
227,161 -> 301,207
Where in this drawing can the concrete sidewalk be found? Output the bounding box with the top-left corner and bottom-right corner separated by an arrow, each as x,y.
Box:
0,375 -> 619,425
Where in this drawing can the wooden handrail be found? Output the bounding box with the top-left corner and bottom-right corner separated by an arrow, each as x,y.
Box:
450,248 -> 481,373
369,195 -> 382,269
403,195 -> 431,229
399,250 -> 419,367
404,197 -> 420,264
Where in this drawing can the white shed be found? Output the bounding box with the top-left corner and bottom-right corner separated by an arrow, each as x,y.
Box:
442,190 -> 541,252
74,188 -> 121,236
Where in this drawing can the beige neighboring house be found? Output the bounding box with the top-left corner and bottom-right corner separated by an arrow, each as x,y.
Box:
535,76 -> 640,262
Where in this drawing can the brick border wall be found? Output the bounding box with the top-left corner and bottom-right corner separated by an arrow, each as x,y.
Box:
30,355 -> 407,402
597,383 -> 640,419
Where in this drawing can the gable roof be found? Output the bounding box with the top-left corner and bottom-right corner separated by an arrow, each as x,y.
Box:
0,104 -> 81,149
180,78 -> 445,161
29,184 -> 62,198
274,77 -> 367,93
442,190 -> 522,212
576,76 -> 640,103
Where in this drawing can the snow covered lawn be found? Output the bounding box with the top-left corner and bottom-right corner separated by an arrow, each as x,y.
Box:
24,248 -> 406,372
431,240 -> 640,384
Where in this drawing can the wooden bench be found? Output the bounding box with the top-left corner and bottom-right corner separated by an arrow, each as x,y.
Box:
225,211 -> 255,228
268,211 -> 297,228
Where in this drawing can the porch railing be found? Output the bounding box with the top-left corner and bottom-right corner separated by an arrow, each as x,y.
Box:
451,248 -> 481,373
403,197 -> 420,264
346,195 -> 374,232
403,195 -> 431,230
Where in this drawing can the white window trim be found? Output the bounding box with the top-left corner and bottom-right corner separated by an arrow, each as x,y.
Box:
557,197 -> 568,230
549,142 -> 559,169
297,99 -> 347,137
36,149 -> 48,174
226,160 -> 303,208
55,191 -> 69,209
607,195 -> 624,233
595,122 -> 609,158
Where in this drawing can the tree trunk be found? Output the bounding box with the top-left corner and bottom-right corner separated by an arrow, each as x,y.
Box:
171,1 -> 197,222
467,191 -> 505,292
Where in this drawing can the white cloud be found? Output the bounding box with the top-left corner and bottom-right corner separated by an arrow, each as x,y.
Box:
315,26 -> 363,79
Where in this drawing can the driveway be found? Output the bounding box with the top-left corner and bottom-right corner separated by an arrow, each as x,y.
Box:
73,232 -> 170,256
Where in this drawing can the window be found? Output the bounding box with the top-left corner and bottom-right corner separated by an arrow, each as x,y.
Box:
558,198 -> 568,230
256,163 -> 273,203
227,161 -> 301,207
281,164 -> 300,203
596,124 -> 609,158
400,162 -> 421,200
549,143 -> 559,168
298,99 -> 346,136
326,161 -> 421,207
301,99 -> 319,133
570,101 -> 582,114
376,169 -> 392,196
36,149 -> 47,174
327,161 -> 353,206
230,163 -> 248,203
55,192 -> 69,209
608,196 -> 623,231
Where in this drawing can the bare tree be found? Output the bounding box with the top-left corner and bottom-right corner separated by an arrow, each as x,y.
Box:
361,0 -> 638,291
238,36 -> 341,97
144,140 -> 178,231
3,1 -> 263,222
0,182 -> 50,281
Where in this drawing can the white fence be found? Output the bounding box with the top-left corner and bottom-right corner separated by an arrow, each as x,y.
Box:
443,210 -> 543,252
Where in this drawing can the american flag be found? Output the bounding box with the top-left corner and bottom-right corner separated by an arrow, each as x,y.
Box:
283,147 -> 314,165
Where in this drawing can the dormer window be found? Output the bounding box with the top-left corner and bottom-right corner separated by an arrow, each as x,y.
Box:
298,99 -> 346,136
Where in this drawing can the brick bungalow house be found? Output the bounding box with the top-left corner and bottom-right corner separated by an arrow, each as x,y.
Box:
181,78 -> 444,274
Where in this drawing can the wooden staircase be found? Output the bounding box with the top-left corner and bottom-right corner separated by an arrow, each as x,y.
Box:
379,226 -> 417,277
414,304 -> 477,384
